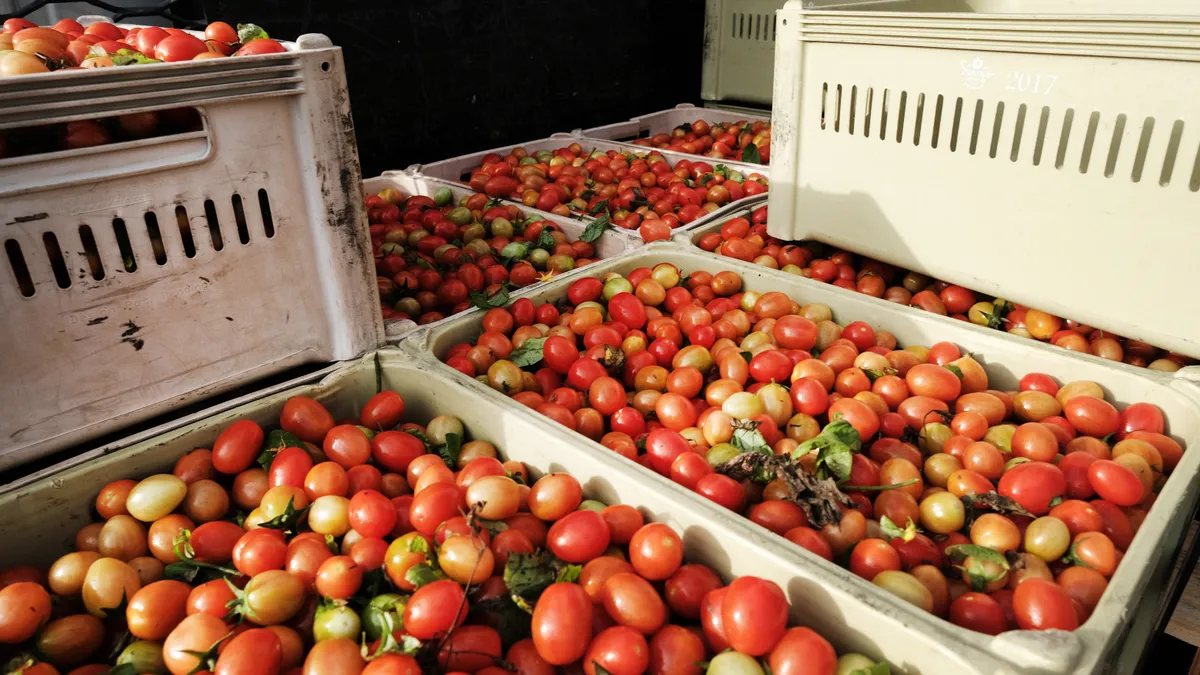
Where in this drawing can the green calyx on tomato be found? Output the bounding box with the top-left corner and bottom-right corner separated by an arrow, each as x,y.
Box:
945,545 -> 1011,592
1061,537 -> 1096,570
879,516 -> 918,543
257,496 -> 309,537
236,23 -> 270,44
164,529 -> 238,584
256,429 -> 304,470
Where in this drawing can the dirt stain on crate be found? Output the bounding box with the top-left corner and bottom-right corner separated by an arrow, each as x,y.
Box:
87,316 -> 107,326
120,320 -> 145,351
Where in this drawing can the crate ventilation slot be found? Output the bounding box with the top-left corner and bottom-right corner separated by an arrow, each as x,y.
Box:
731,12 -> 776,42
820,82 -> 1200,191
5,190 -> 277,297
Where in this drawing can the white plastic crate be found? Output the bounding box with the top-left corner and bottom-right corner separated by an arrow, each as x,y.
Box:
769,0 -> 1200,360
406,242 -> 1200,675
0,30 -> 383,472
363,172 -> 642,343
702,0 -> 788,105
580,103 -> 769,145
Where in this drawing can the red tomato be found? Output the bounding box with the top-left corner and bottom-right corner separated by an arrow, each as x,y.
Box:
721,576 -> 788,656
583,626 -> 649,675
768,627 -> 838,675
281,396 -> 335,444
349,489 -> 398,538
1087,460 -> 1144,506
155,33 -> 208,62
949,592 -> 1009,635
547,510 -> 611,563
212,420 -> 264,474
235,38 -> 287,56
403,580 -> 467,639
997,462 -> 1065,515
1012,578 -> 1079,631
531,583 -> 592,665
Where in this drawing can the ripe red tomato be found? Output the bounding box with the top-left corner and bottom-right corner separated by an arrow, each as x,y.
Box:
532,582 -> 593,665
547,510 -> 611,563
998,462 -> 1066,515
1012,578 -> 1079,631
236,38 -> 287,56
768,626 -> 838,675
628,523 -> 683,581
721,576 -> 788,656
281,396 -> 335,444
949,592 -> 1009,635
155,33 -> 208,61
1087,460 -> 1144,506
403,580 -> 467,639
212,420 -> 264,474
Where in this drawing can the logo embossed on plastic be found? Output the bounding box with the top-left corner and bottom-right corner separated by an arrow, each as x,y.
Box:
960,58 -> 994,91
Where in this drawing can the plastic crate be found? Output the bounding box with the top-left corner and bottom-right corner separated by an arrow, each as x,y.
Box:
769,0 -> 1200,361
0,29 -> 383,472
702,0 -> 787,105
3,349 -> 920,671
580,103 -> 769,145
362,172 -> 642,343
403,242 -> 1200,675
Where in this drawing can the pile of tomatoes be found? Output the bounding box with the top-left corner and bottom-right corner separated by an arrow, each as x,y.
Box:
437,264 -> 1184,635
0,18 -> 285,77
0,393 -> 888,675
625,118 -> 771,164
368,188 -> 598,324
461,144 -> 769,242
696,206 -> 1192,372
1,109 -> 201,160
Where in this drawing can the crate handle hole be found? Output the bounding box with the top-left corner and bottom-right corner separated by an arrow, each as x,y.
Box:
42,232 -> 70,289
321,61 -> 331,72
5,239 -> 34,297
144,212 -> 167,265
1131,117 -> 1155,183
203,199 -> 225,252
112,218 -> 137,273
1010,104 -> 1027,162
1104,114 -> 1128,178
79,225 -> 105,281
231,194 -> 251,245
175,206 -> 197,258
1159,120 -> 1185,187
1079,111 -> 1101,174
259,189 -> 276,238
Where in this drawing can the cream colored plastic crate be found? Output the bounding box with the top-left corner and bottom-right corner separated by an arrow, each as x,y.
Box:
0,30 -> 382,472
363,172 -> 642,343
404,242 -> 1200,675
769,0 -> 1200,361
580,103 -> 769,145
3,350 -> 920,672
702,0 -> 788,105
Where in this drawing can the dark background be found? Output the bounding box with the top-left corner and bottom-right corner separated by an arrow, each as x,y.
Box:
201,0 -> 707,177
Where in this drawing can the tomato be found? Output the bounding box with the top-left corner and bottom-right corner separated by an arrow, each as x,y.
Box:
648,624 -> 706,675
155,33 -> 208,62
722,576 -> 788,656
767,626 -> 837,675
212,420 -> 264,474
643,429 -> 692,476
849,538 -> 901,580
949,592 -> 1008,635
126,580 -> 190,641
695,474 -> 746,511
547,510 -> 611,563
582,625 -> 649,675
204,21 -> 237,43
188,579 -> 237,618
215,627 -> 282,675
1071,532 -> 1117,577
35,613 -> 103,668
363,654 -> 421,675
410,481 -> 464,535
437,624 -> 502,673
281,396 -> 335,444
603,572 -> 666,635
163,614 -> 229,675
1063,396 -> 1120,438
1012,578 -> 1079,631
1087,460 -> 1144,506
997,462 -> 1065,515
361,391 -> 406,430
404,579 -> 467,639
626,523 -> 683,581
233,528 -> 287,577
302,638 -> 366,675
532,582 -> 593,665
243,570 -> 306,625
0,582 -> 51,643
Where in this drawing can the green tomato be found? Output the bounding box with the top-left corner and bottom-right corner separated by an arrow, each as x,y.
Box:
426,416 -> 464,447
433,186 -> 453,207
706,443 -> 740,466
363,593 -> 409,640
117,640 -> 168,674
602,277 -> 634,300
490,218 -> 514,239
313,604 -> 362,643
501,242 -> 528,261
835,654 -> 879,675
448,206 -> 473,226
528,248 -> 550,269
578,499 -> 607,512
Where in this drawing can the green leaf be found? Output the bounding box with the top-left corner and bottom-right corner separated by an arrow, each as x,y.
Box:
594,664 -> 614,675
714,164 -> 730,178
555,564 -> 583,584
815,444 -> 853,482
698,173 -> 716,186
258,430 -> 304,470
879,516 -> 918,542
237,23 -> 270,43
580,189 -> 595,202
590,199 -> 610,215
163,559 -> 238,585
945,544 -> 1010,569
403,428 -> 429,446
742,143 -> 762,164
944,364 -> 964,380
435,433 -> 463,468
740,350 -> 753,363
258,496 -> 309,537
470,595 -> 532,649
580,214 -> 611,243
404,563 -> 447,589
509,336 -> 548,368
534,227 -> 558,251
103,48 -> 159,66
731,419 -> 772,456
792,419 -> 862,460
850,661 -> 893,675
504,551 -> 576,607
470,287 -> 510,310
